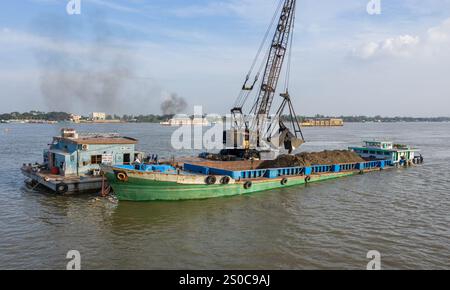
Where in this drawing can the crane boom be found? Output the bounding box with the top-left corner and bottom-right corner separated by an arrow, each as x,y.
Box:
253,0 -> 296,119
222,0 -> 304,159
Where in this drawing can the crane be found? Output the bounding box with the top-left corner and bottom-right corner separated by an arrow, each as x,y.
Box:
223,0 -> 304,160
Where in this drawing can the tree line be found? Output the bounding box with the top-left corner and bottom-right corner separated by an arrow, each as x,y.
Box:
0,111 -> 71,121
1,111 -> 449,123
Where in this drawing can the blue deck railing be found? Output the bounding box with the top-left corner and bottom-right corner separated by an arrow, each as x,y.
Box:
184,159 -> 393,180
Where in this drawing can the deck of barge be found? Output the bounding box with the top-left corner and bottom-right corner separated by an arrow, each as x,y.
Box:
183,159 -> 393,181
21,166 -> 104,194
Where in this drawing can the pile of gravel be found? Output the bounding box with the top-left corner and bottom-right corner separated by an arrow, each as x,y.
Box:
258,150 -> 365,169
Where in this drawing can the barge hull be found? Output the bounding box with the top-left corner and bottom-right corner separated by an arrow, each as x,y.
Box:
105,170 -> 360,201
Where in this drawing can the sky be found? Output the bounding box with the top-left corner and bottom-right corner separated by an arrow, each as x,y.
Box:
0,0 -> 450,117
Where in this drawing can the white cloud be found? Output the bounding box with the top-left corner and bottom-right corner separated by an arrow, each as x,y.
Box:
353,34 -> 420,59
353,17 -> 450,60
353,41 -> 379,59
427,18 -> 450,43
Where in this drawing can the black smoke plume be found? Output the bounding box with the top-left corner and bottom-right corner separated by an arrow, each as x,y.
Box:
160,94 -> 188,115
32,13 -> 160,114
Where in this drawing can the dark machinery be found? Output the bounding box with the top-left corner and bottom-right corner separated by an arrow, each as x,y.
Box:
223,0 -> 304,160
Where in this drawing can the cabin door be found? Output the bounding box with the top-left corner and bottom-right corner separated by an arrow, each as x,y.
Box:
123,153 -> 131,165
51,153 -> 56,168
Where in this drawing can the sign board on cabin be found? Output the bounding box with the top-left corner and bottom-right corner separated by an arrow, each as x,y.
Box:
102,154 -> 113,165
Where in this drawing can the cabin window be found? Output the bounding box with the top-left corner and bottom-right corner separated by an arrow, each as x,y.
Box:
369,151 -> 376,155
123,153 -> 131,165
363,150 -> 369,154
91,155 -> 103,164
385,152 -> 390,156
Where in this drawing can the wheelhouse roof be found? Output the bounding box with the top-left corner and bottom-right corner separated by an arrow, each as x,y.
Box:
54,136 -> 138,145
349,146 -> 420,152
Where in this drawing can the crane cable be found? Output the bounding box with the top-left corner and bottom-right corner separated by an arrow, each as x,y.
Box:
281,1 -> 305,141
233,0 -> 284,109
266,0 -> 299,139
284,0 -> 296,93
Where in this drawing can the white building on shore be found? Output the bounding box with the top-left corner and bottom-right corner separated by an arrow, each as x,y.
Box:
160,116 -> 209,126
90,112 -> 106,121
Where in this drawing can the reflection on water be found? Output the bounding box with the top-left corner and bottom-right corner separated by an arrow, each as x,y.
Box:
0,122 -> 449,269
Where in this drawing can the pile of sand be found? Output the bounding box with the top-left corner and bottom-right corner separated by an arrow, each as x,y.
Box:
258,150 -> 365,169
201,153 -> 238,162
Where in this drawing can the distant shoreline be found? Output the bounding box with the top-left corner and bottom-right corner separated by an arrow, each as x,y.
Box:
1,111 -> 450,124
2,120 -> 450,125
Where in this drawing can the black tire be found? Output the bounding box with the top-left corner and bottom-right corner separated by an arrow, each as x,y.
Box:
281,178 -> 288,186
115,171 -> 128,182
220,176 -> 231,185
244,181 -> 252,190
305,176 -> 311,183
56,183 -> 68,194
205,175 -> 217,185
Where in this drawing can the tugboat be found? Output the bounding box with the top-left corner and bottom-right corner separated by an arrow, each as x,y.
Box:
349,141 -> 423,165
21,128 -> 144,194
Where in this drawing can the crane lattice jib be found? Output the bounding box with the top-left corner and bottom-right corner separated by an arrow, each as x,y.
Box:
253,0 -> 296,119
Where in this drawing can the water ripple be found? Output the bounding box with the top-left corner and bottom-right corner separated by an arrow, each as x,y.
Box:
0,123 -> 449,269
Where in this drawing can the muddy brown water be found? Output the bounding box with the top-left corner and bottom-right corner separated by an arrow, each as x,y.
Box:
0,122 -> 449,269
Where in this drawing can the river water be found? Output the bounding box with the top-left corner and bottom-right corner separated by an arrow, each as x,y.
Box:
0,122 -> 448,269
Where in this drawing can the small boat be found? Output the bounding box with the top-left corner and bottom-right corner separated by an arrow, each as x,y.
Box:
102,140 -> 422,202
21,128 -> 144,194
349,140 -> 423,166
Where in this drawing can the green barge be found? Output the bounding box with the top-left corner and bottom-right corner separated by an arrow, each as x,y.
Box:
102,141 -> 422,202
101,2 -> 424,202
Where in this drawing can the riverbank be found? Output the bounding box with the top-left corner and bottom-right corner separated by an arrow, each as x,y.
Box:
2,111 -> 450,124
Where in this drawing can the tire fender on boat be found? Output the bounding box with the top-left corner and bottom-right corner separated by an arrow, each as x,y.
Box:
116,171 -> 129,182
220,176 -> 231,185
281,178 -> 288,186
56,183 -> 68,194
244,181 -> 252,190
205,175 -> 217,185
305,176 -> 311,183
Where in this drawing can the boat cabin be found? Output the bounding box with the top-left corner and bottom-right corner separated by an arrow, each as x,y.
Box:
349,140 -> 420,164
44,129 -> 143,176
